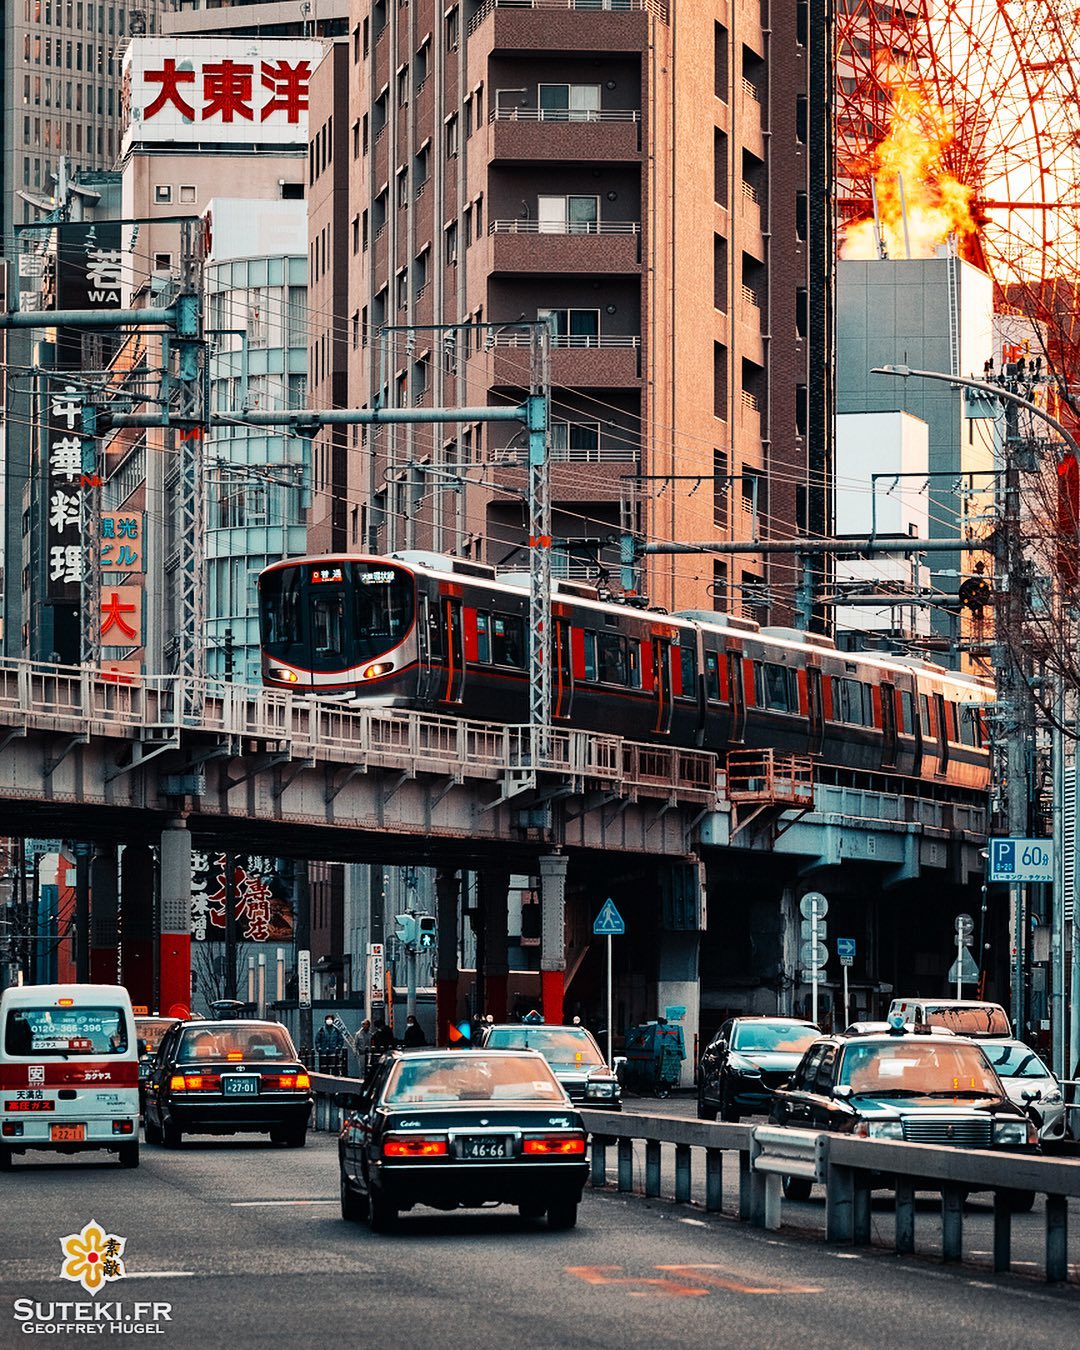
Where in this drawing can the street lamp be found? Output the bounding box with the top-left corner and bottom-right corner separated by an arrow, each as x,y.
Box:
873,361 -> 1079,1080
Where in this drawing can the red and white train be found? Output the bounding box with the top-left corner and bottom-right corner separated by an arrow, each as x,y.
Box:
258,551 -> 993,795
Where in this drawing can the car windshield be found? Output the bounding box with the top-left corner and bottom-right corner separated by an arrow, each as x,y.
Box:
177,1024 -> 295,1063
384,1054 -> 564,1104
838,1040 -> 1001,1095
484,1027 -> 604,1066
4,1006 -> 128,1057
980,1042 -> 1052,1080
732,1023 -> 819,1054
136,1019 -> 176,1053
921,1005 -> 1010,1036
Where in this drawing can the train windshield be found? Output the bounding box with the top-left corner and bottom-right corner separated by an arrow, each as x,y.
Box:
260,561 -> 414,673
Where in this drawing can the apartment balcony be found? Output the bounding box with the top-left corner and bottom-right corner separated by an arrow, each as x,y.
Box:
486,332 -> 642,386
488,218 -> 642,273
467,0 -> 655,56
489,107 -> 641,162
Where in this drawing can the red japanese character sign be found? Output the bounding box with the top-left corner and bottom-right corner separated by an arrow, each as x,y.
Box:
125,39 -> 320,148
99,587 -> 143,646
190,853 -> 294,943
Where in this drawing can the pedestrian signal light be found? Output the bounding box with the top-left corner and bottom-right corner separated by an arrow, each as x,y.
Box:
416,915 -> 437,949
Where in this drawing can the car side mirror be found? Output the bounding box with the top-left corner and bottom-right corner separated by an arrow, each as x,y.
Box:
834,1084 -> 853,1099
716,1040 -> 727,1054
337,1091 -> 364,1112
1021,1088 -> 1042,1103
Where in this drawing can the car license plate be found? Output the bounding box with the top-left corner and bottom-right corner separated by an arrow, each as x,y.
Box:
460,1135 -> 511,1159
50,1124 -> 85,1142
222,1076 -> 259,1096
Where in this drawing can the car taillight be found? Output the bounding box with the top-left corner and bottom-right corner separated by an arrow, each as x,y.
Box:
270,1073 -> 311,1090
112,1120 -> 134,1134
523,1134 -> 587,1155
382,1134 -> 448,1157
852,1121 -> 870,1138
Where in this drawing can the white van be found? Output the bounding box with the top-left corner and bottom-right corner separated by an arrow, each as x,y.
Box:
886,998 -> 1012,1039
0,983 -> 140,1169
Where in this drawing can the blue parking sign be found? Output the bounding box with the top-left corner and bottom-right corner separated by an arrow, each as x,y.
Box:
991,839 -> 1015,876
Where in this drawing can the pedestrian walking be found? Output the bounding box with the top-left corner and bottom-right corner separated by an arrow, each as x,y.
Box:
402,1014 -> 427,1048
354,1018 -> 372,1077
315,1014 -> 346,1075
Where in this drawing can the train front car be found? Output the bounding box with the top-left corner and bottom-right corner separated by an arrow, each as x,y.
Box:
259,557 -> 418,701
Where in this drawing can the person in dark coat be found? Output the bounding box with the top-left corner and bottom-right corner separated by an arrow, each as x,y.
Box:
402,1014 -> 427,1048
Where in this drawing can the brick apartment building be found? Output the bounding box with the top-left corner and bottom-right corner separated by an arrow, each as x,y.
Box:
308,0 -> 832,618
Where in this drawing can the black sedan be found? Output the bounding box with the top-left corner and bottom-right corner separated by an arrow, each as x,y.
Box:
474,1023 -> 621,1110
339,1049 -> 589,1232
697,1017 -> 820,1121
143,1019 -> 312,1148
135,1016 -> 181,1114
769,1030 -> 1039,1203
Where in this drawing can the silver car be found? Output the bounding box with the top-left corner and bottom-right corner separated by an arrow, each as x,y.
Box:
979,1040 -> 1066,1145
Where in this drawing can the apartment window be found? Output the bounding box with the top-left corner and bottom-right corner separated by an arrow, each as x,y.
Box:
742,44 -> 765,107
464,204 -> 472,247
714,22 -> 729,102
714,129 -> 728,208
413,248 -> 429,293
397,64 -> 409,107
538,308 -> 599,344
352,214 -> 360,253
414,145 -> 429,191
363,16 -> 370,54
796,94 -> 808,144
713,448 -> 729,529
413,358 -> 428,399
396,268 -> 408,309
352,23 -> 361,62
550,421 -> 601,457
742,570 -> 768,624
397,167 -> 408,207
362,210 -> 369,251
537,83 -> 600,120
713,234 -> 728,312
796,384 -> 808,436
446,220 -> 458,264
374,189 -> 387,234
415,39 -> 429,89
537,194 -> 597,233
795,191 -> 808,241
445,113 -> 458,157
712,561 -> 728,614
474,83 -> 483,122
352,311 -> 360,348
713,342 -> 728,421
446,6 -> 459,50
374,89 -> 388,133
474,194 -> 483,235
796,0 -> 808,45
154,252 -> 172,270
742,358 -> 766,420
179,185 -> 196,203
352,118 -> 360,158
373,286 -> 387,327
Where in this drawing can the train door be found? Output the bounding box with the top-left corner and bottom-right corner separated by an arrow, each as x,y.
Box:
806,666 -> 825,756
880,681 -> 898,768
416,593 -> 440,704
727,650 -> 746,743
933,691 -> 949,774
554,618 -> 574,720
441,595 -> 464,704
653,637 -> 673,735
309,583 -> 346,677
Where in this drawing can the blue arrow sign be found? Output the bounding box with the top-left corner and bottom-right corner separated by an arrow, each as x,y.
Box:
836,937 -> 856,960
593,898 -> 626,936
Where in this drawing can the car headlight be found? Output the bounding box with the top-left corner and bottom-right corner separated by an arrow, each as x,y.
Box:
585,1080 -> 618,1097
1041,1090 -> 1063,1105
993,1120 -> 1029,1146
728,1055 -> 761,1077
866,1120 -> 904,1140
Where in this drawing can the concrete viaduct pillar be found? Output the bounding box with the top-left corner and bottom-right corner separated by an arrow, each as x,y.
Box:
89,845 -> 119,985
539,854 -> 568,1025
120,844 -> 155,1012
477,866 -> 510,1022
159,822 -> 192,1018
435,868 -> 460,1045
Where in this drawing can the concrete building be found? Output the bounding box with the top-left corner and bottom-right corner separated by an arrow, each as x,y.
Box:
836,250 -> 996,664
315,0 -> 831,618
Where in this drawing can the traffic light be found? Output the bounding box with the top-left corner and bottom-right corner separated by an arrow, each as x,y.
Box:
416,915 -> 436,949
394,913 -> 417,947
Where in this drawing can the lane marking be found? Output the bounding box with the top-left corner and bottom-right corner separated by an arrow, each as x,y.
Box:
829,1252 -> 861,1260
566,1266 -> 708,1298
121,1272 -> 196,1279
658,1265 -> 822,1296
230,1200 -> 338,1207
678,1218 -> 708,1228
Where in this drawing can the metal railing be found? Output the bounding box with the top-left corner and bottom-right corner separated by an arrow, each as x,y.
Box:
489,107 -> 641,123
489,219 -> 641,235
490,333 -> 641,349
469,0 -> 665,36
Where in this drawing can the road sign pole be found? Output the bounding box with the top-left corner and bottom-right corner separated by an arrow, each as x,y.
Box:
956,926 -> 964,1000
811,903 -> 819,1025
607,933 -> 613,1068
842,961 -> 849,1030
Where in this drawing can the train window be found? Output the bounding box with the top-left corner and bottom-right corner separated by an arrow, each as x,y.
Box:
959,705 -> 978,747
704,651 -> 720,701
597,631 -> 628,685
679,643 -> 697,698
260,566 -> 304,657
312,592 -> 346,666
756,661 -> 798,713
919,692 -> 932,736
475,611 -> 491,663
627,640 -> 642,689
946,702 -> 959,743
351,563 -> 414,658
899,690 -> 915,735
583,631 -> 598,681
834,676 -> 870,726
491,613 -> 525,667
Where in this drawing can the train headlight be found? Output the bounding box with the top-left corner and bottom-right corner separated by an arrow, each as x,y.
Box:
363,662 -> 393,679
269,667 -> 299,683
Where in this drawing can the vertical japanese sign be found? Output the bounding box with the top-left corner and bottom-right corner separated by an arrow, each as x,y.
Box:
190,853 -> 294,943
56,222 -> 124,313
99,586 -> 143,648
46,380 -> 85,603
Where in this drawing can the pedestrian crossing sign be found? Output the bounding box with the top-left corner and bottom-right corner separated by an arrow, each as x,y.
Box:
593,898 -> 626,936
